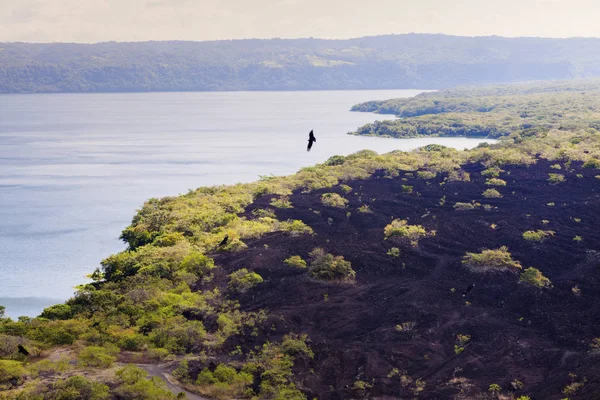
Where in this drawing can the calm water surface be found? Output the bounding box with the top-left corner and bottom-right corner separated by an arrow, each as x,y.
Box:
0,90 -> 492,318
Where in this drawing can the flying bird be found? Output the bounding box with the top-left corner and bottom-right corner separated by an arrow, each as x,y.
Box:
462,284 -> 475,297
17,345 -> 29,356
307,130 -> 316,151
218,235 -> 229,247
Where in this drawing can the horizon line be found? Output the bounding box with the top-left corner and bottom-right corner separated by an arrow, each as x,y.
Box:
4,32 -> 600,45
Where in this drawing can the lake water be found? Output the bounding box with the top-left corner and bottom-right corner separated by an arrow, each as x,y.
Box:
0,90 -> 492,318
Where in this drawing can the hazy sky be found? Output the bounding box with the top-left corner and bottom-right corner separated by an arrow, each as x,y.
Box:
1,0 -> 598,43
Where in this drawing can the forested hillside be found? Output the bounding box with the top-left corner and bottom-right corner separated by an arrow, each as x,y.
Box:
4,34 -> 600,93
350,80 -> 600,139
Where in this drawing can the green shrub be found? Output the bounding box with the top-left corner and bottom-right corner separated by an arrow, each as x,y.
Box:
447,169 -> 470,182
195,364 -> 254,398
417,170 -> 437,180
482,189 -> 502,198
583,158 -> 600,168
339,184 -> 352,194
462,246 -> 522,273
384,219 -> 434,246
50,375 -> 110,400
308,248 -> 355,282
196,368 -> 216,385
281,333 -> 314,358
77,346 -> 117,368
357,205 -> 372,213
180,252 -> 215,277
395,321 -> 416,332
401,185 -> 413,193
214,364 -> 237,384
324,155 -> 346,166
520,267 -> 552,288
453,202 -> 480,211
146,347 -> 170,362
40,304 -> 74,320
485,178 -> 507,186
0,360 -> 26,390
153,232 -> 186,247
270,196 -> 292,208
228,269 -> 263,292
548,173 -> 565,183
522,230 -> 555,242
387,247 -> 401,257
482,167 -> 504,177
115,365 -> 176,399
279,220 -> 314,236
321,193 -> 349,208
284,256 -> 307,269
488,383 -> 502,393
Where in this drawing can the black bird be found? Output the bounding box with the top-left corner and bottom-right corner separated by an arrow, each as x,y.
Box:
218,235 -> 229,247
462,284 -> 475,297
307,130 -> 316,151
17,345 -> 29,356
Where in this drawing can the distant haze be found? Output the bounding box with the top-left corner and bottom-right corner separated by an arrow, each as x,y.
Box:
1,0 -> 600,43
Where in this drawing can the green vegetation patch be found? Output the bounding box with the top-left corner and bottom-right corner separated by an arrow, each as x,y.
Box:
462,246 -> 522,273
228,268 -> 264,292
522,230 -> 555,242
447,169 -> 471,182
485,178 -> 507,186
520,267 -> 552,288
548,173 -> 566,184
453,202 -> 481,211
384,219 -> 435,246
321,193 -> 349,208
284,255 -> 307,269
482,188 -> 503,198
308,248 -> 355,282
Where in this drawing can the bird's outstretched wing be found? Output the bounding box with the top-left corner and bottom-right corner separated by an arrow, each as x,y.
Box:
307,130 -> 316,151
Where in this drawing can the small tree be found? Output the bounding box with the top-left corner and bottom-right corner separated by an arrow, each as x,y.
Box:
228,269 -> 263,292
308,248 -> 355,282
520,267 -> 552,288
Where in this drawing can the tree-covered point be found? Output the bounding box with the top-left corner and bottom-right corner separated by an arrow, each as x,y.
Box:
7,35 -> 600,93
350,80 -> 600,139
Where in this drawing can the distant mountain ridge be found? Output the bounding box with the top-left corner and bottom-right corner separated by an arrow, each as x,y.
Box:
3,34 -> 600,93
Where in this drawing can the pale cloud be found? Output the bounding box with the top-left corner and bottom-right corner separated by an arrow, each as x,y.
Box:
0,0 -> 599,43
